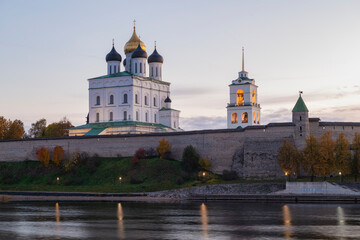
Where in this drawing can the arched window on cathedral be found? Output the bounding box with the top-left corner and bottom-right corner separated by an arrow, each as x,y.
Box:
109,66 -> 112,74
136,111 -> 139,121
96,112 -> 100,122
135,63 -> 138,73
123,93 -> 128,104
145,96 -> 148,105
156,67 -> 158,77
139,63 -> 142,73
253,112 -> 256,123
96,96 -> 100,105
257,113 -> 259,124
154,114 -> 157,123
231,113 -> 238,124
123,111 -> 127,121
242,112 -> 248,123
144,63 -> 146,74
135,94 -> 139,104
151,67 -> 154,77
300,116 -> 302,121
236,90 -> 244,106
252,90 -> 256,104
109,95 -> 114,104
153,97 -> 157,107
109,112 -> 113,121
145,112 -> 148,122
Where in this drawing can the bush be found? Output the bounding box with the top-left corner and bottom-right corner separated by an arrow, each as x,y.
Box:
131,156 -> 139,165
135,148 -> 146,159
36,147 -> 50,167
199,157 -> 211,171
145,148 -> 157,158
182,145 -> 200,172
52,146 -> 64,166
222,170 -> 238,181
156,138 -> 171,159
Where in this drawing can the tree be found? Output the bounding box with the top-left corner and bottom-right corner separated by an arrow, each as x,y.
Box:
181,145 -> 200,172
199,157 -> 211,171
352,132 -> 360,181
156,138 -> 171,159
302,134 -> 321,181
0,117 -> 10,139
29,118 -> 47,138
317,131 -> 335,179
44,117 -> 73,137
52,146 -> 65,166
335,133 -> 352,178
6,120 -> 24,139
36,147 -> 50,167
277,140 -> 300,180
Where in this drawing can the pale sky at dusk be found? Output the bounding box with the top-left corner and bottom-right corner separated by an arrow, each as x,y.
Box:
1,0 -> 359,131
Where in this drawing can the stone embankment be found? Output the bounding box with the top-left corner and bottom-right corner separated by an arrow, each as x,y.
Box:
148,182 -> 286,199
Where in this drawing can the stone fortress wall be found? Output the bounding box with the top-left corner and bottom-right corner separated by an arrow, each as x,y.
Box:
1,118 -> 359,179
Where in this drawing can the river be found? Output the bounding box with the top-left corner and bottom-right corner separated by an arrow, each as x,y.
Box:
0,201 -> 359,239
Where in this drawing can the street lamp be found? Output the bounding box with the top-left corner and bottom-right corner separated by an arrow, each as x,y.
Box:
119,176 -> 122,185
56,177 -> 60,185
339,172 -> 342,183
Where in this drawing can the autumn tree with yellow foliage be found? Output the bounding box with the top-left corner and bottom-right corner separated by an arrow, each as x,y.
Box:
302,134 -> 321,181
352,132 -> 360,181
317,131 -> 336,179
334,133 -> 352,178
277,140 -> 300,180
156,138 -> 171,159
52,146 -> 65,166
36,147 -> 50,167
199,157 -> 211,171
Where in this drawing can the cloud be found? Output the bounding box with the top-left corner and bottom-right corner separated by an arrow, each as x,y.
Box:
172,87 -> 219,96
180,116 -> 226,131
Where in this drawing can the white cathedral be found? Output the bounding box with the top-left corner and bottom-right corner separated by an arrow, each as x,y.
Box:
69,24 -> 181,136
227,48 -> 261,128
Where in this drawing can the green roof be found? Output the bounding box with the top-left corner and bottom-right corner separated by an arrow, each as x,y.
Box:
89,71 -> 133,80
71,121 -> 173,130
292,96 -> 309,112
84,127 -> 106,136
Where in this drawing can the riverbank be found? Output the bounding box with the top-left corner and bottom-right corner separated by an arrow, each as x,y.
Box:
2,182 -> 360,203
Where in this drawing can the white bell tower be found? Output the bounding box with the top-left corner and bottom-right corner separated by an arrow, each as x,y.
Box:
227,48 -> 261,129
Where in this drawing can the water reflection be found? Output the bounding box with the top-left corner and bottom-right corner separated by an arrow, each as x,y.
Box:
117,203 -> 125,239
55,202 -> 60,223
200,203 -> 208,238
282,205 -> 292,239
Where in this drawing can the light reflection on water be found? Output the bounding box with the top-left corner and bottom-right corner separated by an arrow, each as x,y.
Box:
0,202 -> 360,239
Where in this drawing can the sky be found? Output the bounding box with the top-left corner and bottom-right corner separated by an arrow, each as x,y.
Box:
0,0 -> 359,131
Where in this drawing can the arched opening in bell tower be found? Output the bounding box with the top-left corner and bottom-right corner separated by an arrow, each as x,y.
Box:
241,112 -> 248,123
231,113 -> 238,123
236,90 -> 244,106
252,90 -> 256,104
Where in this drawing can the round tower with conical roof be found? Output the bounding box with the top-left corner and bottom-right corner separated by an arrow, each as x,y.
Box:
106,40 -> 122,74
292,92 -> 310,148
148,43 -> 164,80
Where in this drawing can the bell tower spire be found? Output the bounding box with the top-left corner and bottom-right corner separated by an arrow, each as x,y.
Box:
242,47 -> 245,72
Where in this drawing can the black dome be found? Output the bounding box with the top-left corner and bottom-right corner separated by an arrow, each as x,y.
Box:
148,48 -> 164,63
132,43 -> 147,59
164,96 -> 172,103
123,58 -> 127,66
106,46 -> 122,62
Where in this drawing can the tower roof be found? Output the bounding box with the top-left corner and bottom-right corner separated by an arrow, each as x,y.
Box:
148,47 -> 164,63
132,43 -> 148,59
124,24 -> 146,54
164,96 -> 172,103
292,95 -> 309,112
106,45 -> 122,62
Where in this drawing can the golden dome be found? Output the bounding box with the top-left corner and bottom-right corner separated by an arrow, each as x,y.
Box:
124,27 -> 146,54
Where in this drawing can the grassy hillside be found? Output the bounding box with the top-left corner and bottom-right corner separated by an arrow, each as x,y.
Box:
0,157 -> 226,193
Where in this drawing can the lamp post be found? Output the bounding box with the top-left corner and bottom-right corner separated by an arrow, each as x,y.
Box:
56,177 -> 60,185
339,172 -> 342,183
119,176 -> 122,185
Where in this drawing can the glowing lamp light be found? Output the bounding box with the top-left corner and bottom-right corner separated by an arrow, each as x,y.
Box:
339,172 -> 342,176
202,172 -> 206,177
285,172 -> 288,176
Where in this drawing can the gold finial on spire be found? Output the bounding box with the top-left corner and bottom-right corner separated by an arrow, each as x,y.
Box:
299,91 -> 303,96
133,19 -> 136,29
242,47 -> 245,72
